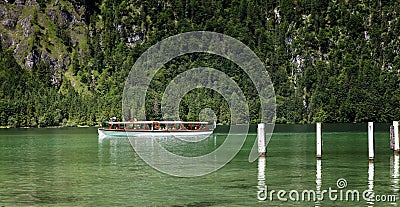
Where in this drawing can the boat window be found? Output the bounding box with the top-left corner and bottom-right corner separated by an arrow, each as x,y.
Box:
160,124 -> 166,130
111,124 -> 118,129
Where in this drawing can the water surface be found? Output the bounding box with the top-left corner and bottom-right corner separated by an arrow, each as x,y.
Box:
0,124 -> 398,206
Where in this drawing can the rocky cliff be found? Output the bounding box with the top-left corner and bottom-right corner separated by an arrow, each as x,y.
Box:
0,0 -> 88,86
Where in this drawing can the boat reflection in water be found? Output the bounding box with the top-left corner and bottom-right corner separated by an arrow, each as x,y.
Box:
98,120 -> 218,165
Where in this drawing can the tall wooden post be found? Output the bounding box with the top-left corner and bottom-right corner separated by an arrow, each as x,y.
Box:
316,122 -> 322,159
390,125 -> 395,150
368,122 -> 374,161
258,123 -> 266,157
394,121 -> 399,154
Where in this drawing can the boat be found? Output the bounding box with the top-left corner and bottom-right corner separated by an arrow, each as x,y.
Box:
98,120 -> 215,138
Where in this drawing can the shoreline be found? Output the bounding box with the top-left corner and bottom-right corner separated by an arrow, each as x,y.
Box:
0,125 -> 100,129
0,122 -> 395,131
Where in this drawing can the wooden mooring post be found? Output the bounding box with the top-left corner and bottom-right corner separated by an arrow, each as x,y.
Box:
393,121 -> 399,154
316,122 -> 322,159
368,122 -> 374,162
391,125 -> 395,150
258,123 -> 266,157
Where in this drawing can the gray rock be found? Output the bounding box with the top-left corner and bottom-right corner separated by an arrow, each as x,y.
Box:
19,14 -> 32,37
13,43 -> 27,60
25,0 -> 38,7
0,7 -> 5,19
0,6 -> 19,29
15,0 -> 25,5
2,18 -> 17,29
25,51 -> 39,70
1,33 -> 14,48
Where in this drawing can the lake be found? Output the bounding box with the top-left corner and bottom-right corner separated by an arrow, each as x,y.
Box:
0,124 -> 398,206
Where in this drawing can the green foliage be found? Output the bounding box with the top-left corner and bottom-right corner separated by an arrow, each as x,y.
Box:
36,0 -> 47,9
1,0 -> 400,127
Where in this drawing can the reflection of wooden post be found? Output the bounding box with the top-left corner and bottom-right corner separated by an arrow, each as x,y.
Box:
368,122 -> 374,161
316,122 -> 322,159
367,162 -> 374,205
393,154 -> 399,200
315,159 -> 322,207
257,156 -> 267,201
394,121 -> 399,154
391,155 -> 399,176
258,156 -> 266,182
214,134 -> 216,148
258,123 -> 266,157
392,155 -> 399,181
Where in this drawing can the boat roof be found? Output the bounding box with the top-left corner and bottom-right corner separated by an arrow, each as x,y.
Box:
109,121 -> 210,124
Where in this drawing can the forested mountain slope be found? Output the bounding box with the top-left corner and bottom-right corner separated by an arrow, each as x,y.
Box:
0,0 -> 399,127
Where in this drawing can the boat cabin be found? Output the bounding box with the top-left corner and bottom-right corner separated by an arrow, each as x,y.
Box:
107,121 -> 211,132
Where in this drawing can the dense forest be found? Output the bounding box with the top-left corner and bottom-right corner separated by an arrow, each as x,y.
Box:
0,0 -> 399,127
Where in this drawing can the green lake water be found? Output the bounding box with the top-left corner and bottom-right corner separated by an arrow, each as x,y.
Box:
0,124 -> 398,206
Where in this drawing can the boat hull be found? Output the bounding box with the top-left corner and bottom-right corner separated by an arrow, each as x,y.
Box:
98,128 -> 213,138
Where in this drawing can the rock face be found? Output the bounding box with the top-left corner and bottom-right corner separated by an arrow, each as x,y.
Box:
24,50 -> 38,70
0,0 -> 88,86
19,14 -> 32,38
15,0 -> 25,5
0,5 -> 23,42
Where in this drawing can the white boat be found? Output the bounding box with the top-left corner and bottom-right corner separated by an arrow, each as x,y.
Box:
98,120 -> 215,138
